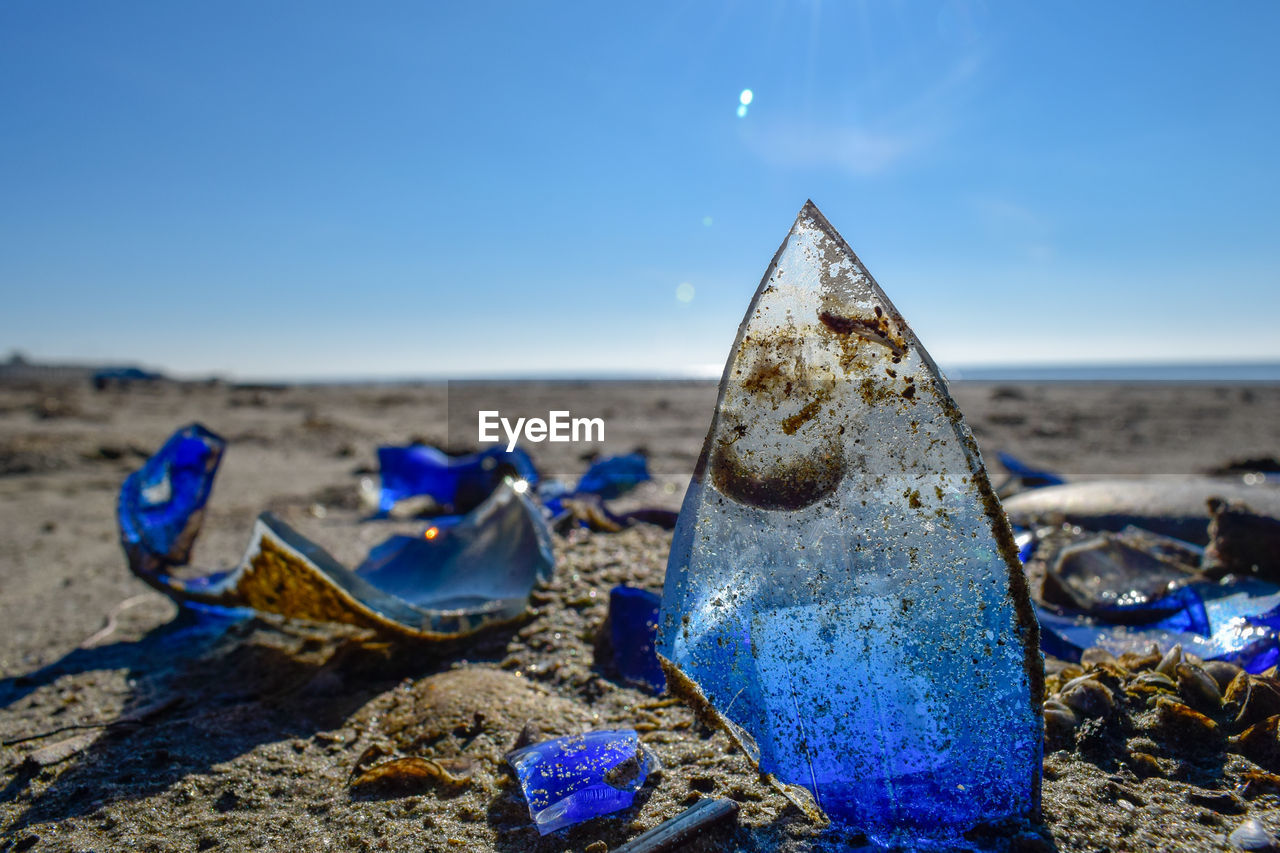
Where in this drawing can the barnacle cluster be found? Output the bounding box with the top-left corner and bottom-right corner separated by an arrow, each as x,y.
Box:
1045,644 -> 1280,787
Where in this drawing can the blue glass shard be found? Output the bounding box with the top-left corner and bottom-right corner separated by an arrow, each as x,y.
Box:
1037,578 -> 1280,674
1014,527 -> 1039,564
118,423 -> 225,579
576,453 -> 651,500
997,452 -> 1066,490
656,202 -> 1041,845
377,444 -> 539,515
118,426 -> 554,640
506,729 -> 656,835
1041,532 -> 1201,622
609,586 -> 666,693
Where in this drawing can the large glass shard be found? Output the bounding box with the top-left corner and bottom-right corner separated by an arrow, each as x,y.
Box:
505,729 -> 658,834
118,426 -> 554,640
656,202 -> 1042,844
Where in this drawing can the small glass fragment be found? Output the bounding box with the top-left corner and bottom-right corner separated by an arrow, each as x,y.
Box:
1023,523 -> 1280,672
118,425 -> 555,640
377,444 -> 539,515
996,451 -> 1066,495
575,453 -> 651,499
505,729 -> 658,835
609,586 -> 666,693
657,202 -> 1041,845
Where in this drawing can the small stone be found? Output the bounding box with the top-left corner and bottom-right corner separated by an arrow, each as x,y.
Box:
1229,819 -> 1280,852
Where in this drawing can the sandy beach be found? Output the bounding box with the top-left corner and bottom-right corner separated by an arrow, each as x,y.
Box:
2,377 -> 1279,852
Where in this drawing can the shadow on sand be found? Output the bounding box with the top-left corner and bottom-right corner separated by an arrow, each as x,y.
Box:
0,605 -> 517,837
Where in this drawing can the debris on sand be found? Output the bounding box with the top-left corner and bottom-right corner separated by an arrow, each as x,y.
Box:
506,729 -> 659,834
657,201 -> 1041,846
118,425 -> 554,640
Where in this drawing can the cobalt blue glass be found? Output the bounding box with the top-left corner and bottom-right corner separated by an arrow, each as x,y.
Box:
377,444 -> 539,515
576,453 -> 651,500
118,423 -> 225,574
657,203 -> 1041,846
506,730 -> 656,834
609,586 -> 666,693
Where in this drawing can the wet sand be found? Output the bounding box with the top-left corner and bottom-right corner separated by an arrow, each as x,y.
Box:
1,379 -> 1279,851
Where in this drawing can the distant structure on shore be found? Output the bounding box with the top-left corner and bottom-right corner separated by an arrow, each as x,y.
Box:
0,351 -> 168,387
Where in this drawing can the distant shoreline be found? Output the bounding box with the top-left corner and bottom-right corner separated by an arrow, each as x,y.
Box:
5,357 -> 1280,386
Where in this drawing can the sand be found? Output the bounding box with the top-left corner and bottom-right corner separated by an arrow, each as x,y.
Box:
2,378 -> 1279,852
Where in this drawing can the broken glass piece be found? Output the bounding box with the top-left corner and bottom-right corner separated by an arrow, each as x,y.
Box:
1037,577 -> 1280,673
119,426 -> 554,640
576,453 -> 651,499
1040,532 -> 1202,621
656,202 -> 1041,844
505,729 -> 657,834
609,586 -> 666,693
376,444 -> 539,515
118,423 -> 225,578
996,451 -> 1066,495
1003,477 -> 1280,545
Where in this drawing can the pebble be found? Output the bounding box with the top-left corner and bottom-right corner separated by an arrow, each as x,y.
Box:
1229,819 -> 1280,852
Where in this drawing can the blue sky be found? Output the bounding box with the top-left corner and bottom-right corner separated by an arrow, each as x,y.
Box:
1,2 -> 1277,379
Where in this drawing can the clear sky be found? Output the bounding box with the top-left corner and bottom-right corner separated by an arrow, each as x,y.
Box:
1,2 -> 1277,379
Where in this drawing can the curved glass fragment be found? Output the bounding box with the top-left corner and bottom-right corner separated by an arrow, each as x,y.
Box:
118,424 -> 554,640
657,202 -> 1042,844
1037,580 -> 1280,674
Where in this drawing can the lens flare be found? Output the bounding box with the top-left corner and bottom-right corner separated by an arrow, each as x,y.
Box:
423,526 -> 439,540
676,282 -> 695,303
739,89 -> 754,106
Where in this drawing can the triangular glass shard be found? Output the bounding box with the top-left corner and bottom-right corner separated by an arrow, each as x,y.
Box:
657,202 -> 1043,844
